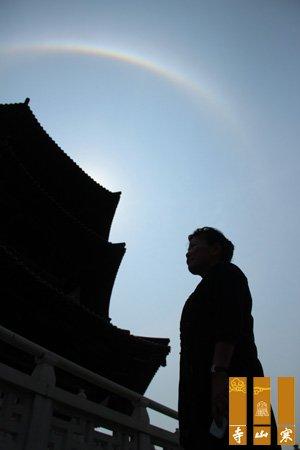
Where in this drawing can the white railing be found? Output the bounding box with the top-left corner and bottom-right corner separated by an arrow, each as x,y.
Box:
0,325 -> 181,450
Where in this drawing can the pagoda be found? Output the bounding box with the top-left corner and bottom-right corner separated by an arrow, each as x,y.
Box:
0,99 -> 170,414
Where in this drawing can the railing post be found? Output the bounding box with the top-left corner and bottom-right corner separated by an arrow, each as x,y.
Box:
174,428 -> 181,450
131,400 -> 155,450
24,353 -> 56,450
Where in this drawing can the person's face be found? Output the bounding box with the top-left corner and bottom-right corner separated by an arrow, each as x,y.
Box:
186,235 -> 221,276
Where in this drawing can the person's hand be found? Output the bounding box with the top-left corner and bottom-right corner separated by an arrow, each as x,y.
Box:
211,371 -> 229,428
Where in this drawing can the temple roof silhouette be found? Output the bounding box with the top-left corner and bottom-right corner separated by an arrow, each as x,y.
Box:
0,99 -> 170,413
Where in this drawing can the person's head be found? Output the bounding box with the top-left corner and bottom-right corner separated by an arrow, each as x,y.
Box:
186,226 -> 234,276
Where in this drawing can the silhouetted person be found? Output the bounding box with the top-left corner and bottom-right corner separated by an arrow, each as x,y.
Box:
178,227 -> 281,449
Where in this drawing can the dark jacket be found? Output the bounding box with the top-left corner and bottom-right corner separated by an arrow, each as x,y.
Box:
178,261 -> 281,449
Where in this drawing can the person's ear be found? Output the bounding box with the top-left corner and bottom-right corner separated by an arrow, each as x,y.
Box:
211,242 -> 222,257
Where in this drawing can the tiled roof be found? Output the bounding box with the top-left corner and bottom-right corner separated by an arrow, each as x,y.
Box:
0,242 -> 170,404
0,100 -> 120,240
0,140 -> 125,316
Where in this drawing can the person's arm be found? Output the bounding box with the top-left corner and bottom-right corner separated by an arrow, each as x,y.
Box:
210,266 -> 247,426
212,266 -> 246,369
212,341 -> 235,369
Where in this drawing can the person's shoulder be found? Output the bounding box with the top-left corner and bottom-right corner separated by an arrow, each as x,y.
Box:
216,261 -> 248,282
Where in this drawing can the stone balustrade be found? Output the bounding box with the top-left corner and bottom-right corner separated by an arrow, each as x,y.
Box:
0,325 -> 181,450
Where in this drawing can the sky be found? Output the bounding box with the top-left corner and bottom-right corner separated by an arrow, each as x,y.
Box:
1,0 -> 299,446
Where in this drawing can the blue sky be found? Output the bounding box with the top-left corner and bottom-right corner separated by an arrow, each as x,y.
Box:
1,0 -> 299,444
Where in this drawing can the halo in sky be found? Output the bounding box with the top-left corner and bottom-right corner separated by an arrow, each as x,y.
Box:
2,42 -> 241,138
